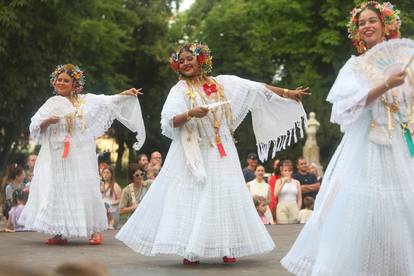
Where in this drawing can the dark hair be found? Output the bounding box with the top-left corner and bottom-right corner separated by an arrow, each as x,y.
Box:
303,196 -> 315,210
137,153 -> 148,162
12,188 -> 28,206
102,167 -> 116,197
127,163 -> 143,183
7,163 -> 24,181
357,3 -> 383,24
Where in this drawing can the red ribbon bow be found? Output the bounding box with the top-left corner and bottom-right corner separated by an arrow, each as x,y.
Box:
203,83 -> 217,96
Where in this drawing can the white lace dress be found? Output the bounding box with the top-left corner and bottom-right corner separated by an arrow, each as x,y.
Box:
19,94 -> 145,237
282,50 -> 414,275
116,75 -> 306,260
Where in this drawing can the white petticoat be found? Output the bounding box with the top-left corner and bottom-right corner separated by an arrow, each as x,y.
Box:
20,139 -> 108,237
281,111 -> 414,275
116,131 -> 275,260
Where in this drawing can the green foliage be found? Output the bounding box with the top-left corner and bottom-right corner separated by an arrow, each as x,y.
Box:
2,0 -> 414,173
172,0 -> 414,168
0,0 -> 178,170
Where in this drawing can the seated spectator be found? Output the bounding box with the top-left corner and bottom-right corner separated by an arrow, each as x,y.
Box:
247,165 -> 274,224
24,154 -> 37,184
309,162 -> 323,183
119,164 -> 149,217
242,153 -> 259,182
137,153 -> 149,179
275,161 -> 302,224
143,166 -> 158,188
100,167 -> 121,230
3,164 -> 25,219
253,195 -> 271,225
293,157 -> 320,207
23,170 -> 33,192
298,196 -> 314,224
4,188 -> 28,232
147,151 -> 162,172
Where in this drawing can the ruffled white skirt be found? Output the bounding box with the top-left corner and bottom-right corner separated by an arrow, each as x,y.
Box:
281,112 -> 414,275
19,139 -> 107,237
116,134 -> 275,260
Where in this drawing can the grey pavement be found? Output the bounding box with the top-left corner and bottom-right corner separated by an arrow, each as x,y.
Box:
0,224 -> 303,275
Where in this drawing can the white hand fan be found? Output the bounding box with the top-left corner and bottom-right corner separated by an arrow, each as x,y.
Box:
359,38 -> 414,156
360,38 -> 414,85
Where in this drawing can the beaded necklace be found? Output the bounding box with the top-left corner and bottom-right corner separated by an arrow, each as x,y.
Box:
184,76 -> 235,157
62,94 -> 86,159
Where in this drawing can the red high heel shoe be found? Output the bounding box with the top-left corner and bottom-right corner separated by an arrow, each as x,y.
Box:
182,258 -> 200,265
223,256 -> 237,263
46,235 -> 68,245
89,233 -> 103,245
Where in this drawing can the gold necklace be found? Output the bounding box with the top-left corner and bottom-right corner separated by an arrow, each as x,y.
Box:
185,77 -> 234,157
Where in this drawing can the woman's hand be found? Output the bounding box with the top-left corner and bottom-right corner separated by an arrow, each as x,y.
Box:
386,71 -> 406,89
282,176 -> 292,184
286,87 -> 311,102
189,106 -> 209,118
120,88 -> 143,96
40,116 -> 60,133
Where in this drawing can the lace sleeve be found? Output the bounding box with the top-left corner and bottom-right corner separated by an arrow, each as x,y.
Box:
326,57 -> 370,132
160,83 -> 194,140
29,96 -> 63,145
83,93 -> 146,150
217,75 -> 306,161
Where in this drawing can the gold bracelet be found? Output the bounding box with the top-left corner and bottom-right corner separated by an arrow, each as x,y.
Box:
282,88 -> 289,98
186,111 -> 193,121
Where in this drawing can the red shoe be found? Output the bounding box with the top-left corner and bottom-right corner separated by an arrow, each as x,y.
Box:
89,233 -> 103,245
223,256 -> 237,263
46,236 -> 68,245
182,258 -> 200,265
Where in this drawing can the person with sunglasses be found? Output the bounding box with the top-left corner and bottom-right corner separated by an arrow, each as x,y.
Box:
119,163 -> 148,217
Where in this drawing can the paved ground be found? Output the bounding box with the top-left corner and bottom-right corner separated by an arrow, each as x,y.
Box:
0,224 -> 303,275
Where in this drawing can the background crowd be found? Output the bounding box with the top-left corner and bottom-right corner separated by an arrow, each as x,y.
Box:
0,149 -> 322,232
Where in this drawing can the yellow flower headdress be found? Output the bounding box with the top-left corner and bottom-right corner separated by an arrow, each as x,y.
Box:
347,1 -> 401,54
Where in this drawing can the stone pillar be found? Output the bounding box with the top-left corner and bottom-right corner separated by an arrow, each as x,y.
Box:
303,112 -> 320,166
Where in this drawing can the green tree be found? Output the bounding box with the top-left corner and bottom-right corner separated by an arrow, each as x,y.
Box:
0,0 -> 137,170
172,0 -> 414,167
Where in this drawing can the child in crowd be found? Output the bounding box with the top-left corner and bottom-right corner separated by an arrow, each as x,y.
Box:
142,167 -> 158,189
297,196 -> 314,224
253,195 -> 271,225
3,189 -> 28,232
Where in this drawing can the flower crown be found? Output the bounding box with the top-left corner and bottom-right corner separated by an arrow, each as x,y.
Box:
50,64 -> 85,94
347,1 -> 401,54
169,43 -> 213,75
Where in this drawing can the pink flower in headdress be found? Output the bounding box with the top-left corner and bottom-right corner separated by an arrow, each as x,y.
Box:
383,8 -> 393,16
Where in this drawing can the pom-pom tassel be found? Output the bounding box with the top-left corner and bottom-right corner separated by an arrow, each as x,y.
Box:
62,134 -> 71,159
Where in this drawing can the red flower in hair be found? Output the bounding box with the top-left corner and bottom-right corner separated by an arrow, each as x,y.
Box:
170,60 -> 179,71
197,53 -> 206,64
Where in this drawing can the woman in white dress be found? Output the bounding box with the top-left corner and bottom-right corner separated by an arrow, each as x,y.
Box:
281,2 -> 414,275
116,43 -> 309,264
19,64 -> 145,245
247,165 -> 274,224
